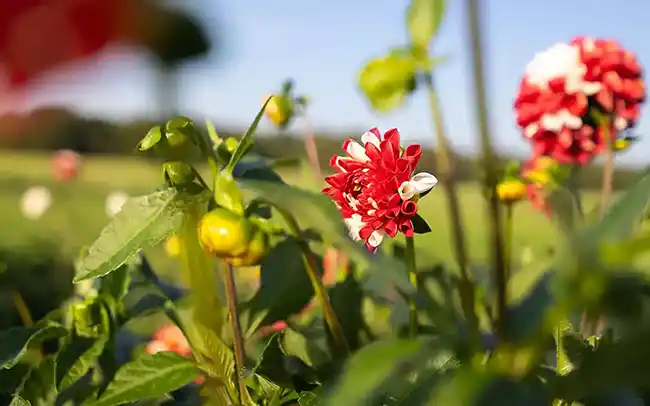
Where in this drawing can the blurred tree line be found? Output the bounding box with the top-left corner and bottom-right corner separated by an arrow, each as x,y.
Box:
0,106 -> 643,190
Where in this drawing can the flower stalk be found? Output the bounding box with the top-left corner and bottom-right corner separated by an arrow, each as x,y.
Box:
423,72 -> 479,348
405,236 -> 418,337
464,0 -> 508,340
223,263 -> 249,404
504,203 -> 514,282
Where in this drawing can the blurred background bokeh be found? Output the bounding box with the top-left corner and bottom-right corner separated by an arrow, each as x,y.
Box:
1,0 -> 649,332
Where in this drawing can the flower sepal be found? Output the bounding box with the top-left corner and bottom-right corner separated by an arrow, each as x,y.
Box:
411,214 -> 432,234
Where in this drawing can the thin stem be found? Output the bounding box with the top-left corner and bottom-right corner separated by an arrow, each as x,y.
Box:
424,66 -> 478,350
223,263 -> 248,404
279,209 -> 350,355
405,236 -> 418,337
301,111 -> 323,180
11,291 -> 33,327
595,120 -> 614,337
504,204 -> 514,283
464,0 -> 507,340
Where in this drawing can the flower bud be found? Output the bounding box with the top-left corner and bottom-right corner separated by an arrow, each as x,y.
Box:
163,161 -> 196,188
263,94 -> 293,128
198,209 -> 269,266
164,116 -> 197,149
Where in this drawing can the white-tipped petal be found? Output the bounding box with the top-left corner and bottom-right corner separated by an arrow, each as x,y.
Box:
361,131 -> 381,147
398,181 -> 417,200
344,214 -> 365,241
367,230 -> 385,248
344,140 -> 370,163
409,172 -> 438,194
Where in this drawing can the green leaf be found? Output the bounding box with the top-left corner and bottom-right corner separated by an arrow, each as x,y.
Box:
328,273 -> 366,351
406,0 -> 446,49
21,356 -> 57,405
0,322 -> 67,369
99,263 -> 133,304
431,370 -> 551,406
225,98 -> 271,173
55,335 -> 108,391
74,188 -> 208,283
244,238 -> 317,332
0,364 -> 30,394
322,338 -> 426,406
239,180 -> 413,295
213,171 -> 245,215
592,169 -> 650,241
9,396 -> 29,406
299,391 -> 321,406
89,352 -> 200,406
358,54 -> 417,113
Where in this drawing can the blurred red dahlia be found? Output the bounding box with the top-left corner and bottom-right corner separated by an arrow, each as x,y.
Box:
322,128 -> 437,252
514,37 -> 645,165
51,149 -> 82,182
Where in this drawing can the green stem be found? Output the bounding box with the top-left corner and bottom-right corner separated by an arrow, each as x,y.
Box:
423,72 -> 478,350
464,0 -> 507,341
223,263 -> 249,404
504,204 -> 513,283
405,236 -> 418,337
279,209 -> 350,355
594,118 -> 614,337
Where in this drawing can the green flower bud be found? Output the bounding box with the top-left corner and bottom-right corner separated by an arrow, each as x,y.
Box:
163,161 -> 196,188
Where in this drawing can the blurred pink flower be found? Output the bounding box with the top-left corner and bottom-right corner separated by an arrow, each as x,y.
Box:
51,149 -> 82,182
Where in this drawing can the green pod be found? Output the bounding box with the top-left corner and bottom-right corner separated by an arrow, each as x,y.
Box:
163,161 -> 196,188
164,116 -> 197,149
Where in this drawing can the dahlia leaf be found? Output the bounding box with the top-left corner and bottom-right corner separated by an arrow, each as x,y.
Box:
406,0 -> 446,49
411,214 -> 432,234
88,352 -> 200,406
74,188 -> 209,283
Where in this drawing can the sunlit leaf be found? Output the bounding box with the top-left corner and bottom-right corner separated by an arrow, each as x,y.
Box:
74,189 -> 209,282
358,54 -> 417,113
89,352 -> 200,406
406,0 -> 446,49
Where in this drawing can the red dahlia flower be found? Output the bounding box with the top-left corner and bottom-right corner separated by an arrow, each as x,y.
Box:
514,37 -> 645,165
322,128 -> 437,252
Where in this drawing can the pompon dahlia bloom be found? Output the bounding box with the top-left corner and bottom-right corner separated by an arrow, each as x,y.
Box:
514,37 -> 645,165
323,128 -> 437,251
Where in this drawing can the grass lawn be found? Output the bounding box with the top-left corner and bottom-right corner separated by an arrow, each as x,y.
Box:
0,150 -> 602,270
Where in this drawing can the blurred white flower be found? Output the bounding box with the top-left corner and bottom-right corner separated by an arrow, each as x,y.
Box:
105,191 -> 129,217
20,186 -> 52,220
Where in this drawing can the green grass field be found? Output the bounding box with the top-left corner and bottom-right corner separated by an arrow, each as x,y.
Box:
0,150 -> 599,272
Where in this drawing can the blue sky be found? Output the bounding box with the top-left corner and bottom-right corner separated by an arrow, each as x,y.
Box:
4,0 -> 650,164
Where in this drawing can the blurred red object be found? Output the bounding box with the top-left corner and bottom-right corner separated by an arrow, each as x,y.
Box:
51,149 -> 82,182
0,0 -> 141,86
